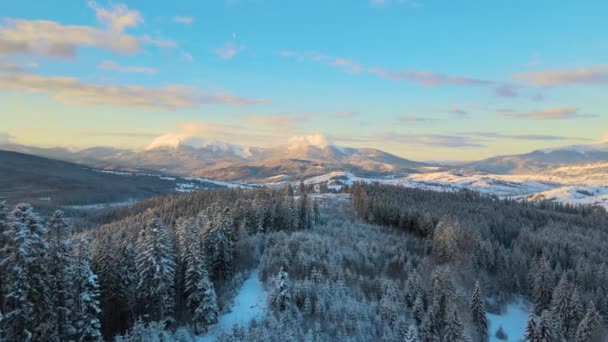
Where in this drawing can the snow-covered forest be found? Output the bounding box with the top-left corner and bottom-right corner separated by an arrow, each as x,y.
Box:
1,182 -> 607,341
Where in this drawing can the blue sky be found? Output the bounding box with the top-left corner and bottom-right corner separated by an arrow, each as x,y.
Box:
0,0 -> 607,160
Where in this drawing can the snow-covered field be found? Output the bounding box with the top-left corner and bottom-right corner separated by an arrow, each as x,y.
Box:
197,269 -> 267,341
487,298 -> 529,342
283,163 -> 608,209
64,199 -> 137,210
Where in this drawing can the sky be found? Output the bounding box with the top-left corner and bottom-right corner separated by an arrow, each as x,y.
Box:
0,0 -> 607,161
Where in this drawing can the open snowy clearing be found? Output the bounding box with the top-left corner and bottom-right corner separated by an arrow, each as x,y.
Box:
197,269 -> 267,341
487,298 -> 529,342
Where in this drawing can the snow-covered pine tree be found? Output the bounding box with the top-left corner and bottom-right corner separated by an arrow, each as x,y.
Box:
550,273 -> 573,337
574,302 -> 601,342
298,191 -> 311,230
72,237 -> 102,341
412,293 -> 425,325
524,312 -> 538,342
0,201 -> 7,316
533,256 -> 553,315
185,238 -> 218,333
432,217 -> 459,263
2,204 -> 53,340
313,200 -> 320,225
136,218 -> 176,322
46,210 -> 76,341
270,267 -> 291,311
404,324 -> 420,342
470,280 -> 488,340
443,304 -> 466,342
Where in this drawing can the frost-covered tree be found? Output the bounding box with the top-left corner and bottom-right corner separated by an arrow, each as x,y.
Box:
1,204 -> 52,341
412,293 -> 425,325
270,267 -> 291,311
432,217 -> 459,263
0,201 -> 7,316
470,280 -> 488,340
533,256 -> 553,315
574,302 -> 601,342
72,237 -> 102,341
136,218 -> 176,322
185,240 -> 218,333
524,313 -> 538,342
443,304 -> 466,342
404,324 -> 420,342
47,210 -> 76,341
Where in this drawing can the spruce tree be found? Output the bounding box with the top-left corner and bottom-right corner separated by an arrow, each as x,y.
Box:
443,304 -> 465,342
524,312 -> 538,342
72,237 -> 102,341
574,302 -> 601,342
404,324 -> 420,342
533,256 -> 553,314
2,204 -> 52,341
136,218 -> 176,322
185,239 -> 218,333
470,281 -> 488,341
47,210 -> 76,341
270,267 -> 291,311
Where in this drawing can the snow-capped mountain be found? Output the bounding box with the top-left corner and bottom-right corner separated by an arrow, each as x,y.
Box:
465,143 -> 608,174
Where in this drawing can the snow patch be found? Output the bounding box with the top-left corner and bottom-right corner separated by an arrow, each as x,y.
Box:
487,298 -> 529,342
197,269 -> 267,341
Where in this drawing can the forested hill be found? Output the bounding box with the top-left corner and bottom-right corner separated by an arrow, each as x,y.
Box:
0,150 -> 224,216
1,182 -> 607,341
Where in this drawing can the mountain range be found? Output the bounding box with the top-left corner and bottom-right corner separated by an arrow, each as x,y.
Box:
2,139 -> 608,210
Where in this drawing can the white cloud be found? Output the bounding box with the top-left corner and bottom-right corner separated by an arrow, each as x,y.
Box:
0,131 -> 14,144
0,2 -> 175,59
513,65 -> 608,86
174,16 -> 193,25
88,1 -> 143,32
500,107 -> 597,120
0,71 -> 270,109
180,52 -> 194,62
146,132 -> 204,150
287,133 -> 333,149
215,43 -> 246,59
98,60 -> 157,74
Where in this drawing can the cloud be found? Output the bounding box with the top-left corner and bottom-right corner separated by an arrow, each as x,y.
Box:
88,1 -> 142,32
333,111 -> 359,119
399,116 -> 438,123
83,131 -> 159,138
369,0 -> 422,8
98,60 -> 157,74
146,122 -> 293,150
174,16 -> 193,25
281,50 -> 491,87
243,114 -> 311,128
374,132 -> 485,148
180,52 -> 194,62
0,131 -> 14,144
215,43 -> 246,59
368,67 -> 490,87
494,84 -> 519,98
500,107 -> 597,120
0,2 -> 174,60
0,70 -> 270,109
513,65 -> 608,86
448,107 -> 468,117
601,133 -> 608,143
287,133 -> 333,149
465,132 -> 588,141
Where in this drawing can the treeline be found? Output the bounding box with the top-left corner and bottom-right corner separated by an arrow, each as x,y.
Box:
351,182 -> 608,341
0,185 -> 319,341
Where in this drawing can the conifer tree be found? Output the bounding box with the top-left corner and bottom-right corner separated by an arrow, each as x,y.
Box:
72,237 -> 102,342
525,312 -> 538,342
47,210 -> 76,341
136,218 -> 176,322
533,256 -> 553,315
270,267 -> 291,311
443,304 -> 465,342
574,302 -> 601,342
404,324 -> 420,342
185,238 -> 218,333
470,280 -> 488,340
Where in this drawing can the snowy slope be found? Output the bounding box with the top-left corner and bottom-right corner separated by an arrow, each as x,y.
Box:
283,163 -> 608,209
197,269 -> 267,341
